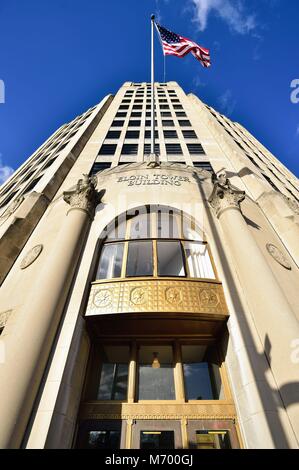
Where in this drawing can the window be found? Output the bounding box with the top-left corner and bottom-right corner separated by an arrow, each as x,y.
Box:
131,112 -> 142,118
182,345 -> 224,400
161,111 -> 172,117
145,120 -> 158,127
173,105 -> 183,110
162,120 -> 174,127
111,120 -> 124,127
176,111 -> 187,117
106,130 -> 121,139
164,130 -> 178,139
91,344 -> 130,401
138,345 -> 175,400
134,99 -> 143,103
115,112 -> 126,118
144,143 -> 160,154
187,143 -> 205,155
171,99 -> 180,103
128,120 -> 141,127
179,120 -> 191,127
96,243 -> 124,279
132,105 -> 142,110
160,105 -> 170,110
166,144 -> 182,155
126,241 -> 153,276
140,431 -> 174,449
193,162 -> 214,172
89,162 -> 111,176
121,144 -> 138,155
125,130 -> 140,139
119,105 -> 129,110
159,99 -> 168,103
99,144 -> 117,155
157,241 -> 185,277
144,130 -> 158,139
121,99 -> 131,103
183,130 -> 197,139
95,207 -> 215,281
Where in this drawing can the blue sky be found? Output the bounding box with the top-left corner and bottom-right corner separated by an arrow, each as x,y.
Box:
0,0 -> 298,183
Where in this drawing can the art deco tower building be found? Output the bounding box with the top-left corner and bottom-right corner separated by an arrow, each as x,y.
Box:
0,82 -> 298,449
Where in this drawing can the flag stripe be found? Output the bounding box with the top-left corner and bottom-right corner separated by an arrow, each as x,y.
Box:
156,23 -> 211,68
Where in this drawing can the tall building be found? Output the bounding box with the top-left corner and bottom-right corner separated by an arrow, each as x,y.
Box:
0,81 -> 298,449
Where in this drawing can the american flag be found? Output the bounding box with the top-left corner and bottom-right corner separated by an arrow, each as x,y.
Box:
156,23 -> 211,68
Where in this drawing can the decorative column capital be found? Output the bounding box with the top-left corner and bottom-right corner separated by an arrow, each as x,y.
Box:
63,175 -> 102,219
208,171 -> 245,218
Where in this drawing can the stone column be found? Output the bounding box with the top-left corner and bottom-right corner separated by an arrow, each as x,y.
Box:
0,176 -> 101,448
209,173 -> 299,447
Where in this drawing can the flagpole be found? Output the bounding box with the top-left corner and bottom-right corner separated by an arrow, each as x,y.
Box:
150,14 -> 156,158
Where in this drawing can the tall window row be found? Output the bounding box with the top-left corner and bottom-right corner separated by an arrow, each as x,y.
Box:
84,341 -> 225,402
96,207 -> 216,281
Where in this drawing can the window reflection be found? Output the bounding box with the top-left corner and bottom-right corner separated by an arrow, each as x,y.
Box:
182,345 -> 224,400
195,430 -> 231,449
157,241 -> 185,277
96,243 -> 124,279
138,346 -> 175,400
140,431 -> 175,449
126,241 -> 153,276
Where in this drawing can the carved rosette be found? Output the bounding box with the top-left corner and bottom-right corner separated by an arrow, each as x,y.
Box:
63,175 -> 100,219
208,172 -> 245,218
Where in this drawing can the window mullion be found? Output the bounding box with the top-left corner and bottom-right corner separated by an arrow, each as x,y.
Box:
153,239 -> 158,277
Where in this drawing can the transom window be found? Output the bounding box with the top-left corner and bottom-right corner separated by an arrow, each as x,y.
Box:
96,206 -> 216,281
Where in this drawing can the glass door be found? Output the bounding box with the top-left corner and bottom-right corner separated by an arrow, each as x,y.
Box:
132,420 -> 182,449
187,420 -> 240,449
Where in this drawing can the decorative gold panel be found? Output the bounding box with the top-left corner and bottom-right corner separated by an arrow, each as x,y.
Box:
85,279 -> 228,318
79,402 -> 236,421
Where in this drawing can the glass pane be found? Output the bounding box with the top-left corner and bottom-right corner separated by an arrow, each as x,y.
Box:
140,431 -> 175,449
138,346 -> 175,400
87,430 -> 121,449
184,242 -> 215,279
126,241 -> 153,276
130,211 -> 151,239
97,363 -> 128,400
157,241 -> 185,277
182,345 -> 223,400
96,243 -> 124,279
195,430 -> 231,449
157,211 -> 180,238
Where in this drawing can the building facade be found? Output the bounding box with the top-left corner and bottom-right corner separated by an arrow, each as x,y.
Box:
0,81 -> 298,449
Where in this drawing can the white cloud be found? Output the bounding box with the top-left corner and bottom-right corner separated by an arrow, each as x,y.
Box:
0,157 -> 14,185
190,0 -> 257,34
218,89 -> 236,116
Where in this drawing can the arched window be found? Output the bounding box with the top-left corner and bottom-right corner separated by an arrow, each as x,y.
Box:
96,206 -> 216,281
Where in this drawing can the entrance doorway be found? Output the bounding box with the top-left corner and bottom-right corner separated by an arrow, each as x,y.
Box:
132,420 -> 182,449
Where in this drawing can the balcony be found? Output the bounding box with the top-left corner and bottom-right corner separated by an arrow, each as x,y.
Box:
85,278 -> 228,319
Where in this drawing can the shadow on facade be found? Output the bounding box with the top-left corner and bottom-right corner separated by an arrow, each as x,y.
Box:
194,172 -> 293,448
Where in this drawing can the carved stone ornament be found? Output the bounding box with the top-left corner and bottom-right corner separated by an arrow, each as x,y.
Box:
0,196 -> 24,220
93,289 -> 113,308
63,175 -> 101,218
266,243 -> 292,270
282,195 -> 299,215
208,171 -> 245,218
20,244 -> 43,269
